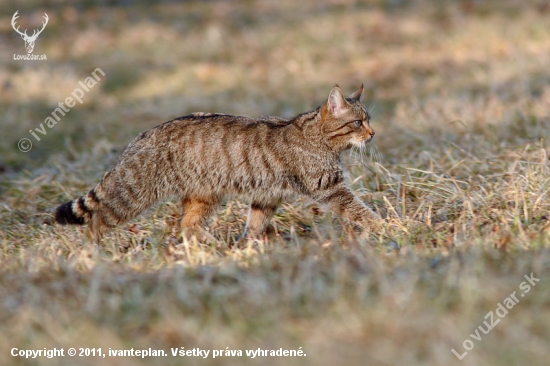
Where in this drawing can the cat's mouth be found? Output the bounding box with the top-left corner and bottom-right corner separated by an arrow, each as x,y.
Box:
350,135 -> 373,149
360,135 -> 374,145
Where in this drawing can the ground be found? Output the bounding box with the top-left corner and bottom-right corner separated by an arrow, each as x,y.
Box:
0,1 -> 549,365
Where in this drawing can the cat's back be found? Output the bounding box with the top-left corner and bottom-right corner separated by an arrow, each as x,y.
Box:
129,112 -> 290,149
163,112 -> 290,131
121,112 -> 298,177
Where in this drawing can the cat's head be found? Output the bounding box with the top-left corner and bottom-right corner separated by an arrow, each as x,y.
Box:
320,85 -> 374,152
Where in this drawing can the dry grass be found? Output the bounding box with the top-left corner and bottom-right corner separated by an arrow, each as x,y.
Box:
1,1 -> 550,365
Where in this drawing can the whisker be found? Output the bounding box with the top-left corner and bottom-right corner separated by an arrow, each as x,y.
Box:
351,144 -> 362,166
368,102 -> 377,115
367,143 -> 383,164
368,144 -> 375,163
374,143 -> 384,162
351,140 -> 383,167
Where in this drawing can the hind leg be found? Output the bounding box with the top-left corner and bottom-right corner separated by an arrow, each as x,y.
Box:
86,212 -> 109,245
172,196 -> 220,241
181,196 -> 220,228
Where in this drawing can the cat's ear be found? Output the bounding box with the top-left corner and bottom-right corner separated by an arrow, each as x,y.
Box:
348,83 -> 364,101
327,85 -> 347,115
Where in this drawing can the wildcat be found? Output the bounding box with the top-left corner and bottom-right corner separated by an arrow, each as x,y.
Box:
55,85 -> 382,244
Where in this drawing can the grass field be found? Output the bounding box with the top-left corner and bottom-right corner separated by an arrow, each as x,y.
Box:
1,1 -> 550,365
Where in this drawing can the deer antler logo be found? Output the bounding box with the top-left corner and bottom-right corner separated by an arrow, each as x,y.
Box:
12,11 -> 49,54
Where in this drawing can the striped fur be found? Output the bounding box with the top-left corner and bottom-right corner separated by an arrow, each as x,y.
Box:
55,85 -> 381,244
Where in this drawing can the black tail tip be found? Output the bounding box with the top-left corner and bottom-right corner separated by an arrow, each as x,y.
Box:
55,201 -> 85,225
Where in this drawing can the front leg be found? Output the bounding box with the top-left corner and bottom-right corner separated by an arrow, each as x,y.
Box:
316,184 -> 381,230
237,201 -> 278,243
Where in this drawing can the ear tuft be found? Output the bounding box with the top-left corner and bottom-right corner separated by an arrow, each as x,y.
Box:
327,86 -> 346,114
348,83 -> 364,101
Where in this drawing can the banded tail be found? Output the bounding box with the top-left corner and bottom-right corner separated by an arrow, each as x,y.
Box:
55,189 -> 99,226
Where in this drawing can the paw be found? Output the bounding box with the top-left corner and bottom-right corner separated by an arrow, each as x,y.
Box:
231,232 -> 268,249
362,216 -> 385,236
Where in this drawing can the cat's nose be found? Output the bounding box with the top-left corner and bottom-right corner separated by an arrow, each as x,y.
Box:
370,131 -> 375,136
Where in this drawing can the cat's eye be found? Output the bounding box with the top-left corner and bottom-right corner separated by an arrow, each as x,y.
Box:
354,120 -> 362,127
